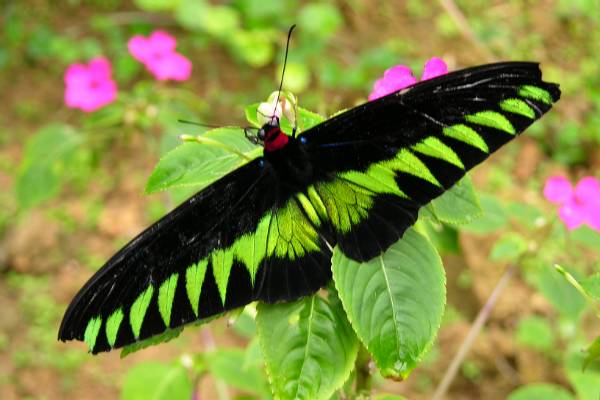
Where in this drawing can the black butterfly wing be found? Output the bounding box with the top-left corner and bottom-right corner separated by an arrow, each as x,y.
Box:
60,61 -> 560,354
297,61 -> 560,260
59,158 -> 333,353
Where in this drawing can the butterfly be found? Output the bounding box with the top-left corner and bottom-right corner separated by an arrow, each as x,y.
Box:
59,61 -> 560,354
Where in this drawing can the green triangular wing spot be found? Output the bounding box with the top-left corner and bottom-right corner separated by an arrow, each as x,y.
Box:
130,285 -> 154,339
158,273 -> 179,327
384,149 -> 442,187
411,136 -> 465,169
442,124 -> 489,153
212,249 -> 235,305
105,308 -> 124,348
465,111 -> 516,135
500,98 -> 536,119
518,84 -> 554,104
84,316 -> 102,351
185,260 -> 208,317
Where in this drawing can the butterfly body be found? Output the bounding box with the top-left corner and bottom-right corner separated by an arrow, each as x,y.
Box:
59,62 -> 560,353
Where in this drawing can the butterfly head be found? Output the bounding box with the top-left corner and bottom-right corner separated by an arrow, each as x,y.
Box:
245,116 -> 289,152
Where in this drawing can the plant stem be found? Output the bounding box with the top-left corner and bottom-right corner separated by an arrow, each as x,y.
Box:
432,263 -> 516,400
354,344 -> 372,396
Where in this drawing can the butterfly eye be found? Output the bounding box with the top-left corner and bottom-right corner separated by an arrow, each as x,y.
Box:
258,128 -> 266,140
244,127 -> 261,144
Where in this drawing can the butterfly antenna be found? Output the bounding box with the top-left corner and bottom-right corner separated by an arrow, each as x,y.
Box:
272,24 -> 296,121
177,119 -> 222,129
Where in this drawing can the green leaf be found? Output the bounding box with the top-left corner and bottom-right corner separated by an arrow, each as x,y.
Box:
429,176 -> 481,225
461,193 -> 508,234
204,347 -> 269,396
198,6 -> 241,39
298,3 -> 343,38
230,29 -> 275,67
515,315 -> 554,352
583,336 -> 600,371
244,103 -> 325,133
16,124 -> 82,209
121,362 -> 193,400
256,292 -> 358,400
535,266 -> 587,319
174,0 -> 207,31
332,228 -> 446,379
570,225 -> 600,249
490,233 -> 528,262
581,273 -> 600,300
565,352 -> 600,400
507,383 -> 575,400
279,62 -> 311,93
145,127 -> 262,193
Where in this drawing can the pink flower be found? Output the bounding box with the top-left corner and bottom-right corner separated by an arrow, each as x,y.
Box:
369,57 -> 448,101
127,30 -> 192,82
544,176 -> 600,231
64,57 -> 117,112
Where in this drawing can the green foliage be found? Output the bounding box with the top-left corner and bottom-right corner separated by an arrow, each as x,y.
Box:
490,232 -> 528,262
257,292 -> 358,400
428,176 -> 482,225
515,315 -> 554,352
332,228 -> 446,379
507,383 -> 575,400
461,194 -> 508,234
145,128 -> 261,193
16,124 -> 83,209
203,345 -> 270,396
121,361 -> 193,400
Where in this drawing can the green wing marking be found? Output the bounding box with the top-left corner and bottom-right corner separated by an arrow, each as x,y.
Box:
186,260 -> 208,317
105,309 -> 124,347
158,273 -> 179,326
130,285 -> 154,339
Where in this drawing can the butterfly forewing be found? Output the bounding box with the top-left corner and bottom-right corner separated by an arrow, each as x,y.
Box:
59,62 -> 560,353
299,62 -> 559,260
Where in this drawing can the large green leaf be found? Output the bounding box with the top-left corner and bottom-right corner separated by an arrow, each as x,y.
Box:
332,228 -> 446,379
16,124 -> 82,209
428,176 -> 481,225
145,127 -> 261,193
121,362 -> 193,400
256,292 -> 358,400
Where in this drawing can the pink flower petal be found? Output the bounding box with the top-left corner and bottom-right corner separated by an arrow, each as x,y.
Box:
543,176 -> 573,205
128,35 -> 153,63
88,57 -> 112,79
149,30 -> 177,52
64,58 -> 117,112
369,58 -> 447,101
368,66 -> 417,101
421,57 -> 448,81
574,176 -> 600,205
559,199 -> 587,230
146,52 -> 192,81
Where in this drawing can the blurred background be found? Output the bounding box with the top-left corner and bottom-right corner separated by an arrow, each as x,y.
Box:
1,0 -> 599,399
